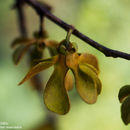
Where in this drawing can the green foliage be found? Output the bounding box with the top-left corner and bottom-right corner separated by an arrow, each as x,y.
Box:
121,96 -> 130,125
118,85 -> 130,125
118,85 -> 130,103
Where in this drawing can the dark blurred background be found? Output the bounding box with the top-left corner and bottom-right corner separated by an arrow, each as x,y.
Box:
0,0 -> 130,129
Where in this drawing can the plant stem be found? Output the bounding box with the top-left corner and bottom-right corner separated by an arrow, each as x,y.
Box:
15,0 -> 27,36
65,26 -> 74,48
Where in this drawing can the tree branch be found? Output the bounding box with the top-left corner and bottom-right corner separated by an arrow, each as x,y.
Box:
25,0 -> 130,60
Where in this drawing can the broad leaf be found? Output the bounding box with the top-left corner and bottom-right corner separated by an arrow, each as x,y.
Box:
121,96 -> 130,125
74,64 -> 98,104
79,63 -> 102,95
44,55 -> 70,115
66,53 -> 98,104
79,53 -> 99,74
18,55 -> 58,85
12,45 -> 30,65
118,85 -> 130,103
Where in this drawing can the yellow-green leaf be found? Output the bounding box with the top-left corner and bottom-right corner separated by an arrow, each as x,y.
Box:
121,96 -> 130,125
66,53 -> 101,103
44,55 -> 70,115
118,85 -> 130,103
12,45 -> 30,65
74,65 -> 98,104
79,53 -> 99,74
18,55 -> 58,85
79,63 -> 102,95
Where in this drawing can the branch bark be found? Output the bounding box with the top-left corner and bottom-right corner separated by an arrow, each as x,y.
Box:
24,0 -> 130,60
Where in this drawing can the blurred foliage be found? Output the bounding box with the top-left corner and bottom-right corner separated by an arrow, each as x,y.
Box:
0,0 -> 130,130
118,85 -> 130,125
